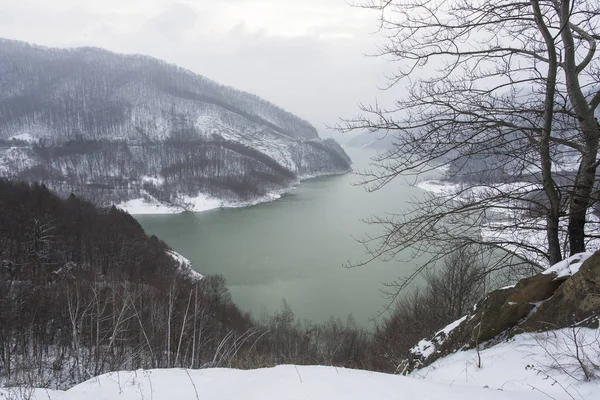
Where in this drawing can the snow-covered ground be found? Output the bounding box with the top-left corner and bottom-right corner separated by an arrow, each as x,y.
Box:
0,364 -> 563,400
5,328 -> 599,400
3,325 -> 598,399
411,315 -> 468,359
413,328 -> 600,400
1,304 -> 598,400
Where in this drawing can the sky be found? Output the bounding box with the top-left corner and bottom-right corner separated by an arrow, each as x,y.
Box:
0,0 -> 400,137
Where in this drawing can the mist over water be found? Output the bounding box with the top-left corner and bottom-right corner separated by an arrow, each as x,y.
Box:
136,147 -> 427,326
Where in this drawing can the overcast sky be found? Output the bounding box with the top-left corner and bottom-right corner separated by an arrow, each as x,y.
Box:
0,0 -> 400,137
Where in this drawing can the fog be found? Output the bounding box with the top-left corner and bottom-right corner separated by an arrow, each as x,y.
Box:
0,0 -> 401,134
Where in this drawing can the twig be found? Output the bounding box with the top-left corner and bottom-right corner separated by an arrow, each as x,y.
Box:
294,365 -> 303,383
185,369 -> 200,400
527,384 -> 557,400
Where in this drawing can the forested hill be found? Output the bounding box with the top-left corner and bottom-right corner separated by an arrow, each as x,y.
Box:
0,39 -> 351,209
0,179 -> 200,283
0,178 -> 258,385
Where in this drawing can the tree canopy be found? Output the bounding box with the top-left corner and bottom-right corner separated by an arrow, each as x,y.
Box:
341,0 -> 600,290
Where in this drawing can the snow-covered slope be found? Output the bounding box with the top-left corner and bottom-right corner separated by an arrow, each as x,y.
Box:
0,364 -> 556,400
412,328 -> 599,400
0,39 -> 351,210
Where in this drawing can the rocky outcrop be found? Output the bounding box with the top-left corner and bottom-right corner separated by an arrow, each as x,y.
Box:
507,272 -> 564,303
406,251 -> 600,372
520,253 -> 600,331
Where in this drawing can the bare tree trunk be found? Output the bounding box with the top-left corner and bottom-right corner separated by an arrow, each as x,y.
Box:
568,153 -> 598,254
167,283 -> 175,367
531,0 -> 561,264
175,289 -> 193,367
559,0 -> 600,255
191,285 -> 198,369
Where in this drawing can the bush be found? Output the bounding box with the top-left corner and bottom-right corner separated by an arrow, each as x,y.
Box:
370,246 -> 487,372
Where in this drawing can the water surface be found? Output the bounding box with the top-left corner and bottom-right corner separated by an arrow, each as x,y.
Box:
136,148 -> 426,326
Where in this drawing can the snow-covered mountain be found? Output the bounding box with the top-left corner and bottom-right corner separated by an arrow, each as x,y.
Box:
0,39 -> 351,210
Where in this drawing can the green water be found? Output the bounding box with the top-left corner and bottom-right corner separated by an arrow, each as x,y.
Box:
135,148 -> 426,326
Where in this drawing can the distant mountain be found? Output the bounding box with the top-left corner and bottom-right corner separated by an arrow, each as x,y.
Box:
346,131 -> 396,150
0,39 -> 351,210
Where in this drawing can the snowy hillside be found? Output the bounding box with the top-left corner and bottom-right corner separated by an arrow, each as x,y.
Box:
3,250 -> 599,400
412,327 -> 599,400
4,333 -> 599,400
0,39 -> 351,210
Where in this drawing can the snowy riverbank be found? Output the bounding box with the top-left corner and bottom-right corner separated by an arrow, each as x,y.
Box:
117,170 -> 350,215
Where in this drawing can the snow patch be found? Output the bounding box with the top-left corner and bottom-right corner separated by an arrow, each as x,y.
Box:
116,191 -> 286,215
8,133 -> 35,142
181,192 -> 223,212
411,315 -> 468,359
167,250 -> 203,281
417,179 -> 457,195
440,315 -> 468,336
117,169 -> 347,215
116,198 -> 183,214
141,175 -> 165,186
543,252 -> 595,279
116,198 -> 185,215
412,338 -> 436,359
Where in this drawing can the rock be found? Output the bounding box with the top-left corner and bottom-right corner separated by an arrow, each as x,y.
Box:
411,287 -> 524,368
519,252 -> 600,332
506,273 -> 564,303
436,272 -> 564,352
465,288 -> 529,345
405,252 -> 600,372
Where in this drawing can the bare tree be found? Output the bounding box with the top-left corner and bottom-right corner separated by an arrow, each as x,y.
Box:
340,0 -> 600,290
558,0 -> 600,254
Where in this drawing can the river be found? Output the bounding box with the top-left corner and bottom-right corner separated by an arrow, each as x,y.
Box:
135,147 -> 426,327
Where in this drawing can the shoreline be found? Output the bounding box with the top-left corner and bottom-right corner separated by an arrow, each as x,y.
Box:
118,168 -> 352,215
